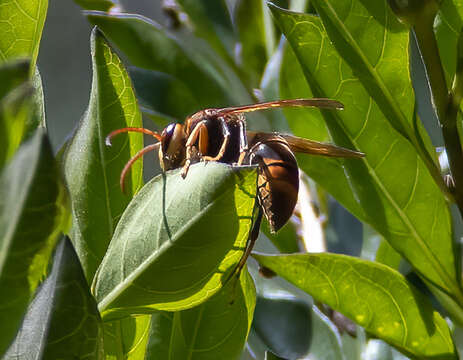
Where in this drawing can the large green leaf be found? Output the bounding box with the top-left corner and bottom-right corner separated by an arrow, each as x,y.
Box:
4,237 -> 104,359
145,270 -> 256,360
0,0 -> 48,74
271,6 -> 459,299
307,0 -> 440,177
94,163 -> 257,318
0,130 -> 66,356
104,315 -> 151,360
64,28 -> 144,283
253,253 -> 457,359
85,11 -> 252,109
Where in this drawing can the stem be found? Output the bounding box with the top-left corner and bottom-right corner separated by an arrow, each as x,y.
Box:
414,18 -> 463,215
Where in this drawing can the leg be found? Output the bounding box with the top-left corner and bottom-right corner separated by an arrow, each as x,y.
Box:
202,116 -> 230,162
225,205 -> 263,286
237,116 -> 248,166
181,120 -> 207,178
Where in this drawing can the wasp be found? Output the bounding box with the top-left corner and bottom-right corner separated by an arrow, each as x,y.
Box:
106,99 -> 364,272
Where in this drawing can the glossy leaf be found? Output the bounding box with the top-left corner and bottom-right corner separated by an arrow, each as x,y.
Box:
0,0 -> 48,74
0,131 -> 66,356
270,6 -> 459,298
253,253 -> 456,359
4,237 -> 104,359
145,270 -> 256,360
63,28 -> 143,283
94,163 -> 257,318
85,11 -> 252,109
129,67 -> 199,121
308,0 -> 439,172
104,315 -> 151,360
176,0 -> 235,63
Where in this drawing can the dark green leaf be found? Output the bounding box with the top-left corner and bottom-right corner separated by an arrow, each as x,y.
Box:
94,163 -> 257,318
271,6 -> 459,298
26,66 -> 46,135
4,237 -> 104,359
0,59 -> 30,101
253,296 -> 343,359
0,131 -> 67,356
64,28 -> 144,283
145,270 -> 256,359
253,253 -> 457,359
129,67 -> 199,121
234,0 -> 275,87
103,315 -> 151,359
85,11 -> 252,109
0,83 -> 34,168
434,0 -> 463,84
176,0 -> 235,63
0,0 -> 48,74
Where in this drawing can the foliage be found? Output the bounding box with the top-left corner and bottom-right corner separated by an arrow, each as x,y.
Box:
2,0 -> 463,359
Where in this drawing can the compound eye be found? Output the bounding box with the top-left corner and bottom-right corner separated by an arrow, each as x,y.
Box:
161,123 -> 177,154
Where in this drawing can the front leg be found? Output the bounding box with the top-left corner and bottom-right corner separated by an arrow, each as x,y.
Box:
202,116 -> 230,162
181,120 -> 207,178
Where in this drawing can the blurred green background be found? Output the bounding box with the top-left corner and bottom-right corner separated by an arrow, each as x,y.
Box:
38,1 -> 162,149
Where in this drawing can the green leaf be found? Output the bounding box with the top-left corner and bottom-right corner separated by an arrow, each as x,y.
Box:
85,11 -> 252,109
0,83 -> 33,168
63,28 -> 144,283
253,296 -> 343,359
0,130 -> 67,356
129,67 -> 200,121
253,253 -> 457,359
94,163 -> 257,318
4,237 -> 104,359
435,0 -> 463,84
0,59 -> 29,101
234,0 -> 275,87
376,239 -> 402,269
271,6 -> 459,298
27,66 -> 46,134
176,0 -> 235,63
145,270 -> 256,359
306,0 -> 439,171
0,0 -> 48,75
104,315 -> 151,360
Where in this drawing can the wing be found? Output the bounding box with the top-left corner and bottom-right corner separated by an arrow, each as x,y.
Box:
215,98 -> 343,116
280,133 -> 364,158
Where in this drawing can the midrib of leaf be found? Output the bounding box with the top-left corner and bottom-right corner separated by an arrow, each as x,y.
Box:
331,108 -> 457,296
187,305 -> 205,360
315,2 -> 447,194
95,70 -> 114,239
30,0 -> 41,74
98,181 -> 246,311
